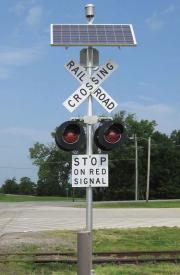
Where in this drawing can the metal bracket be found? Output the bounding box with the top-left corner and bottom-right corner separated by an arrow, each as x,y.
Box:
70,117 -> 83,122
83,115 -> 98,124
70,116 -> 113,125
70,116 -> 98,124
98,116 -> 113,122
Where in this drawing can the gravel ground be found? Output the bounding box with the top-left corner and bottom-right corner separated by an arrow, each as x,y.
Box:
0,230 -> 76,253
0,202 -> 180,252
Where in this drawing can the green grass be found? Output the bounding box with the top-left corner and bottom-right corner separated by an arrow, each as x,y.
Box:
0,193 -> 82,202
0,227 -> 180,274
93,200 -> 180,208
0,194 -> 179,207
0,262 -> 76,275
95,263 -> 180,274
93,227 -> 180,252
0,262 -> 180,275
7,227 -> 179,254
46,227 -> 180,253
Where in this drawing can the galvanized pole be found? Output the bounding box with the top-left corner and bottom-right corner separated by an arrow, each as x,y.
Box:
146,137 -> 151,202
86,47 -> 93,232
78,6 -> 95,274
77,34 -> 94,275
85,5 -> 95,274
135,134 -> 138,201
77,231 -> 92,275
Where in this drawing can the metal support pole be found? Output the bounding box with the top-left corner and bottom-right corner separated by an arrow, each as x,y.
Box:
135,134 -> 138,201
77,47 -> 94,275
78,5 -> 96,273
77,231 -> 92,275
77,46 -> 94,275
146,137 -> 151,203
86,47 -> 93,232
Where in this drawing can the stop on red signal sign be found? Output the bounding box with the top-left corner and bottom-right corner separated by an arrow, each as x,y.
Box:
72,154 -> 108,187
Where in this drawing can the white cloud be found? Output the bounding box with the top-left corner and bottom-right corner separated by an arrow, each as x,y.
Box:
12,1 -> 26,15
120,101 -> 180,134
0,127 -> 51,142
121,101 -> 173,115
10,0 -> 38,15
10,2 -> 43,31
137,95 -> 155,103
146,5 -> 176,31
146,13 -> 164,31
138,81 -> 151,87
0,47 -> 42,66
162,5 -> 176,15
0,67 -> 11,80
26,6 -> 43,28
0,47 -> 44,79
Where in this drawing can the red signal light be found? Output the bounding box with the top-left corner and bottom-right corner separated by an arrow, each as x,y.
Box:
63,130 -> 79,144
104,128 -> 121,144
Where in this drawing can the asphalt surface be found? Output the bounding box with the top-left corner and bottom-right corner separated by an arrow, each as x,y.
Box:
0,202 -> 180,234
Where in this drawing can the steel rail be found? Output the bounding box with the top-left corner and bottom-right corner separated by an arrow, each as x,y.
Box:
0,250 -> 180,256
0,250 -> 179,265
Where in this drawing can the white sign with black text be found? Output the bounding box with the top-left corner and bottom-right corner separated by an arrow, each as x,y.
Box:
63,59 -> 118,113
72,154 -> 108,187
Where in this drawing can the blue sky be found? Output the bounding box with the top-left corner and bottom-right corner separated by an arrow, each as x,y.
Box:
0,0 -> 180,184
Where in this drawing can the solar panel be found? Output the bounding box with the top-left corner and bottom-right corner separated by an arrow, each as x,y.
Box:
50,24 -> 137,46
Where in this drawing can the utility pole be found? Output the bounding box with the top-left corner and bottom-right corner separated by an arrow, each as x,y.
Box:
146,137 -> 151,202
135,134 -> 138,201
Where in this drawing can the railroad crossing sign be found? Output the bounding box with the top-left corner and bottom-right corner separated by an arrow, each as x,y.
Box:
72,154 -> 108,187
63,59 -> 118,113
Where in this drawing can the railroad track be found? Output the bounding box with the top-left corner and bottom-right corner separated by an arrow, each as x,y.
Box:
0,250 -> 179,265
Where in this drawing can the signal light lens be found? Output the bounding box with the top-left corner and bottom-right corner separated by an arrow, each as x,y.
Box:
63,131 -> 78,143
104,127 -> 121,144
63,125 -> 80,144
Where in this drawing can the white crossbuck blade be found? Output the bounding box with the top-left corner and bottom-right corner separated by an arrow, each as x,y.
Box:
63,59 -> 118,113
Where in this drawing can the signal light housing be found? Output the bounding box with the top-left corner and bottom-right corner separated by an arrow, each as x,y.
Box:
94,121 -> 125,151
55,121 -> 85,151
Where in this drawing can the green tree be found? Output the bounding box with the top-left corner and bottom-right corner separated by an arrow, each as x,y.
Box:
29,112 -> 180,200
1,177 -> 19,194
29,142 -> 71,196
170,130 -> 180,145
94,111 -> 157,200
149,130 -> 180,199
19,177 -> 36,195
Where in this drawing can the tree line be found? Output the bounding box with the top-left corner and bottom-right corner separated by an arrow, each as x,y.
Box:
0,177 -> 36,195
1,111 -> 180,200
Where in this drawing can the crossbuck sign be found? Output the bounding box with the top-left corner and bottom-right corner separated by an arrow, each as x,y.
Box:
63,59 -> 118,113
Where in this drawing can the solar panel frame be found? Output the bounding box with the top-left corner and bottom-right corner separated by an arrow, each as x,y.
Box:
50,24 -> 137,47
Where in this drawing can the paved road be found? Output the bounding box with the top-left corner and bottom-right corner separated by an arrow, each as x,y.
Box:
0,202 -> 180,234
